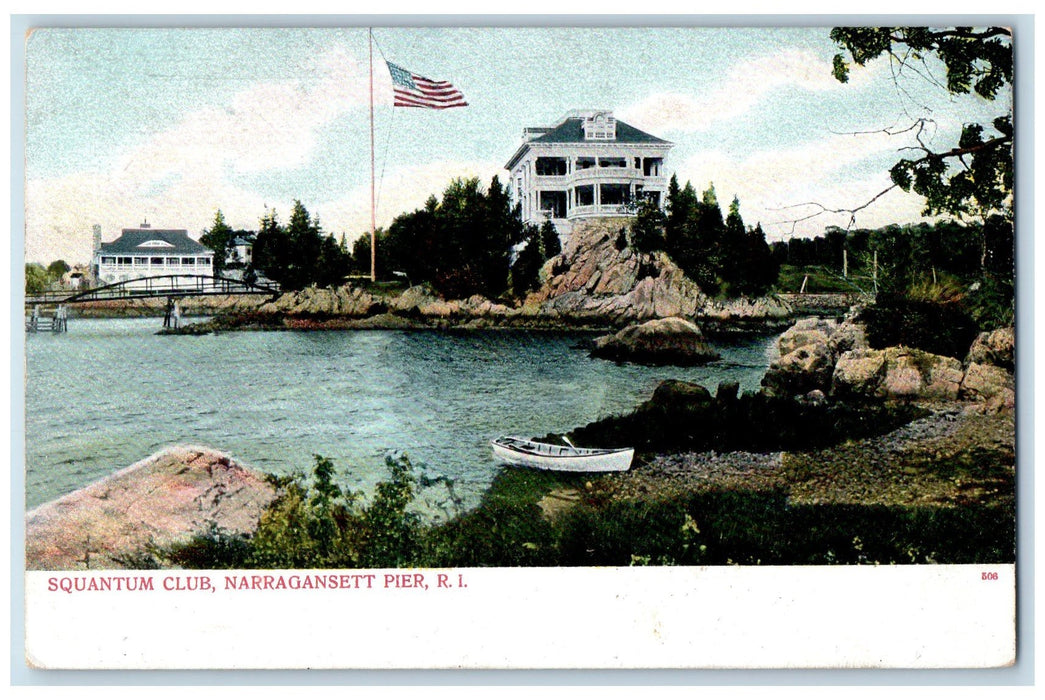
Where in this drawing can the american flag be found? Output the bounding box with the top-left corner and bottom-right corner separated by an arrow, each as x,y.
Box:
386,61 -> 468,109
